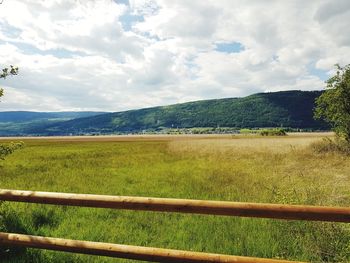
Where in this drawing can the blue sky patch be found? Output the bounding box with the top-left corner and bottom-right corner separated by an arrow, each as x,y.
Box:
120,13 -> 144,31
0,40 -> 85,58
308,65 -> 329,81
215,42 -> 244,53
113,0 -> 129,6
0,22 -> 21,38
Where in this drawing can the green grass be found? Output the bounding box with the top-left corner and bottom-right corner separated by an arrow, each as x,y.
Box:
0,135 -> 349,262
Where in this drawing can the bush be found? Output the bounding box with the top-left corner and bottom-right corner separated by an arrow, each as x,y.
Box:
311,137 -> 350,155
259,128 -> 287,136
0,141 -> 24,160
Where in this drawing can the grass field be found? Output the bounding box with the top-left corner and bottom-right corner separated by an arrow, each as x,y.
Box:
0,133 -> 349,262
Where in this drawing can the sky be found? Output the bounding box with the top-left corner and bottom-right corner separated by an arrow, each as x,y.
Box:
0,0 -> 349,112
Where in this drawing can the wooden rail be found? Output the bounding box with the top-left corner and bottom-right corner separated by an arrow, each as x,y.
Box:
0,189 -> 349,222
0,189 -> 348,262
0,232 -> 304,263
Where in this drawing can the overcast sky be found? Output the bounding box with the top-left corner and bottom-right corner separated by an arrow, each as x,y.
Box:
0,0 -> 349,112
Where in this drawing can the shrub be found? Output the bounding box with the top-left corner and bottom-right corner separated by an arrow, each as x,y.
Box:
259,128 -> 287,136
0,141 -> 24,161
311,137 -> 350,155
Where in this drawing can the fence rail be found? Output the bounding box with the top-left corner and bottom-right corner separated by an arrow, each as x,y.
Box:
0,189 -> 349,222
0,232 -> 304,263
0,189 -> 349,262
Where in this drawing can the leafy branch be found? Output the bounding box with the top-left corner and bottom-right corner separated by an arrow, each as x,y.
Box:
0,66 -> 18,79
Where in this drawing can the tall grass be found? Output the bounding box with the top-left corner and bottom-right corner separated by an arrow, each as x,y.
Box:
311,137 -> 350,156
0,134 -> 349,262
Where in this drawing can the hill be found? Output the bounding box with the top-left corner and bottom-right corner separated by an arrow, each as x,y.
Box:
0,111 -> 107,123
0,111 -> 106,136
17,90 -> 328,136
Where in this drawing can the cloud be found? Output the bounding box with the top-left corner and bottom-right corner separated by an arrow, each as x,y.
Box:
0,0 -> 349,111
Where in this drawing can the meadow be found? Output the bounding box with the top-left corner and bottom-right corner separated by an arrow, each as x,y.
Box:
0,133 -> 349,262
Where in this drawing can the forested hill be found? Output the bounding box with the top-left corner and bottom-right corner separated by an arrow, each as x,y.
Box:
19,90 -> 328,136
0,111 -> 106,123
0,111 -> 106,136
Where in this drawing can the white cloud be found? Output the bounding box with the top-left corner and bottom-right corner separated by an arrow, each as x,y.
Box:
1,86 -> 69,111
0,0 -> 349,111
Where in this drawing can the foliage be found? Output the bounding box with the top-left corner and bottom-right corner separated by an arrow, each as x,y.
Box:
259,128 -> 287,136
239,128 -> 287,136
311,137 -> 350,155
0,66 -> 18,99
315,64 -> 350,142
0,141 -> 24,160
0,66 -> 23,161
0,65 -> 25,254
0,66 -> 18,79
0,67 -> 25,257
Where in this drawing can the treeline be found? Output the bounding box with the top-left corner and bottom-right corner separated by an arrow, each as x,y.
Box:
1,90 -> 329,136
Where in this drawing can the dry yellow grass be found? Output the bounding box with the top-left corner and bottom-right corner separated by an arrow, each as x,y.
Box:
168,132 -> 333,155
167,133 -> 349,207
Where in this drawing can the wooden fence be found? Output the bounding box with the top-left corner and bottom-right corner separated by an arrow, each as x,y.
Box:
0,189 -> 349,262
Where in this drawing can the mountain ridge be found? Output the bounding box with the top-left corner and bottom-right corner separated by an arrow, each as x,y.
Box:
0,111 -> 107,136
0,111 -> 107,123
0,90 -> 328,136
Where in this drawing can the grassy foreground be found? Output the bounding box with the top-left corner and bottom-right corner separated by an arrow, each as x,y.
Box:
0,134 -> 349,262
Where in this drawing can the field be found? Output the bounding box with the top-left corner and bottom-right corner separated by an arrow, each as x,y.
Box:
0,133 -> 349,262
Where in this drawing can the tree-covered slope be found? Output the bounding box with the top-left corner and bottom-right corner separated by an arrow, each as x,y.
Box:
0,111 -> 106,136
26,90 -> 328,135
0,111 -> 106,123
